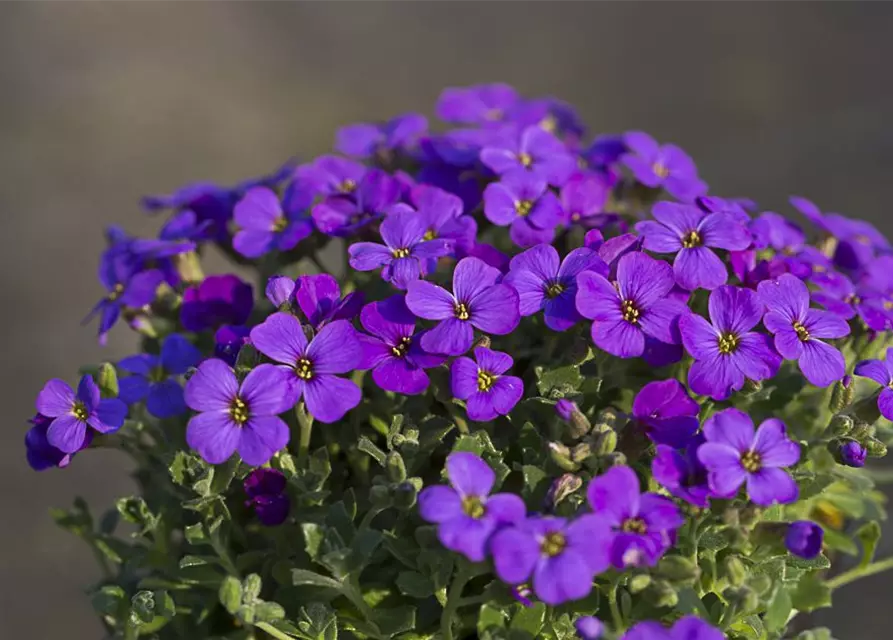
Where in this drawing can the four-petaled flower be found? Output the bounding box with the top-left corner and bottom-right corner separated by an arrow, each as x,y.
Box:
483,172 -> 563,247
697,408 -> 800,506
118,333 -> 202,418
36,375 -> 127,454
244,468 -> 290,527
406,257 -> 520,356
757,274 -> 849,387
232,187 -> 313,259
26,413 -> 90,470
631,379 -> 699,448
560,176 -> 609,227
854,347 -> 893,421
652,436 -> 712,509
621,132 -> 707,201
294,273 -> 364,330
335,113 -> 427,158
451,347 -> 524,422
418,452 -> 525,562
312,169 -> 401,237
480,126 -> 576,186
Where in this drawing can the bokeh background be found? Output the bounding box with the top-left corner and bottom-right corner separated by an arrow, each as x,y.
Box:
2,3 -> 892,638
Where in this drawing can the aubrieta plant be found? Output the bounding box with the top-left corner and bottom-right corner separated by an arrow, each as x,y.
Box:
30,83 -> 893,640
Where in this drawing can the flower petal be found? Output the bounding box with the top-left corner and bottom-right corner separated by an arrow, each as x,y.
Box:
238,416 -> 290,466
698,213 -> 752,251
708,285 -> 763,335
184,359 -> 239,412
303,375 -> 361,423
249,312 -> 308,367
348,242 -> 393,271
587,465 -> 640,525
798,339 -> 845,387
308,320 -> 362,374
491,527 -> 539,584
161,334 -> 202,374
703,408 -> 755,451
803,308 -> 850,339
46,415 -> 89,454
406,280 -> 456,320
674,247 -> 728,291
591,319 -> 645,358
372,357 -> 430,395
454,256 -> 502,302
418,485 -> 462,523
639,299 -> 686,345
469,284 -> 520,335
679,312 -> 719,359
146,380 -> 187,419
637,220 -> 683,253
757,274 -> 808,323
752,418 -> 800,467
186,411 -> 241,465
575,271 -> 621,321
447,451 -> 495,497
617,251 -> 675,308
240,364 -> 298,415
489,375 -> 524,416
746,467 -> 798,506
36,379 -> 75,417
688,353 -> 743,400
421,317 -> 474,356
533,549 -> 594,606
855,358 -> 893,386
89,399 -> 128,433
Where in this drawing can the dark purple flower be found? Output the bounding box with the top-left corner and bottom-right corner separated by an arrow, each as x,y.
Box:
483,172 -> 563,247
838,441 -> 867,468
854,348 -> 893,421
214,325 -> 250,367
184,360 -> 296,465
456,241 -> 511,273
249,313 -> 362,423
580,134 -> 626,183
621,132 -> 707,201
335,113 -> 427,158
356,295 -> 445,395
290,155 -> 367,200
36,375 -> 127,454
418,452 -> 525,562
294,274 -> 364,330
504,244 -> 607,332
436,83 -> 520,126
452,347 -> 524,422
181,275 -> 254,333
406,257 -> 520,356
586,465 -> 683,568
491,514 -> 610,605
232,187 -> 313,259
118,334 -> 202,419
348,209 -> 451,289
555,399 -> 579,421
244,468 -> 290,526
312,169 -> 401,237
25,414 -> 89,470
785,521 -> 824,559
757,274 -> 849,387
637,201 -> 752,290
575,616 -> 603,640
265,276 -> 296,308
560,176 -> 609,227
576,252 -> 687,358
652,437 -> 711,509
632,379 -> 699,448
697,408 -> 800,506
622,616 -> 724,640
410,184 -> 477,256
680,286 -> 782,400
811,271 -> 889,331
480,126 -> 576,186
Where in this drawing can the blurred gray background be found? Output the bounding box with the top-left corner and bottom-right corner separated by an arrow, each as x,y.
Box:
1,3 -> 891,638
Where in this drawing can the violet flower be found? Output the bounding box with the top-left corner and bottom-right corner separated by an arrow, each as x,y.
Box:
312,169 -> 401,237
854,348 -> 893,421
181,275 -> 254,333
294,274 -> 364,330
36,375 -> 127,454
244,468 -> 290,527
622,617 -> 724,640
785,521 -> 824,560
25,414 -> 89,471
410,184 -> 478,256
118,334 -> 202,419
621,132 -> 707,201
265,276 -> 296,308
560,176 -> 609,227
811,271 -> 889,332
632,379 -> 699,448
232,187 -> 313,258
290,155 -> 367,200
483,172 -> 563,247
451,347 -> 524,422
214,325 -> 250,367
652,437 -> 712,509
335,113 -> 427,158
436,83 -> 520,125
480,126 -> 576,186
838,441 -> 867,468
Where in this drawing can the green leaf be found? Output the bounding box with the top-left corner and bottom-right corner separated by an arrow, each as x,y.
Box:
764,585 -> 792,632
510,602 -> 546,636
302,523 -> 325,560
856,521 -> 882,569
452,434 -> 484,456
179,554 -> 218,569
242,573 -> 262,603
822,529 -> 859,555
375,606 -> 416,636
184,523 -> 209,546
291,569 -> 343,591
698,530 -> 729,552
786,553 -> 831,571
254,601 -> 286,623
396,571 -> 435,598
219,576 -> 243,615
91,585 -> 127,618
210,455 -> 240,494
130,590 -> 156,624
790,573 -> 831,612
478,604 -> 508,636
357,436 -> 387,466
535,364 -> 582,397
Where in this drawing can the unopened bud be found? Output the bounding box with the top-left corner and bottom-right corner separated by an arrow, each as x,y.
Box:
386,452 -> 407,483
829,414 -> 854,436
850,420 -> 875,441
544,474 -> 582,511
741,379 -> 763,396
369,485 -> 391,507
656,556 -> 700,583
594,407 -> 621,431
473,335 -> 491,350
748,574 -> 772,596
721,556 -> 747,587
602,452 -> 627,468
829,377 -> 855,412
98,363 -> 119,399
628,573 -> 652,593
265,276 -> 295,308
549,442 -> 580,471
594,430 -> 618,456
391,481 -> 418,510
865,438 -> 887,458
556,399 -> 592,439
643,580 -> 678,608
571,442 -> 593,464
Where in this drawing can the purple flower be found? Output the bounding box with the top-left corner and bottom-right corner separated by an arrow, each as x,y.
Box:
576,252 -> 687,358
680,286 -> 782,400
622,617 -> 724,640
312,169 -> 401,237
652,437 -> 711,509
854,348 -> 893,421
457,241 -> 511,273
451,347 -> 524,422
117,334 -> 202,419
265,276 -> 296,308
244,468 -> 290,526
184,360 -> 296,466
335,113 -> 427,158
36,375 -> 127,454
575,616 -> 603,640
480,126 -> 576,186
586,466 -> 683,568
25,414 -> 89,471
348,209 -> 451,289
483,172 -> 563,247
436,83 -> 520,125
294,274 -> 364,330
750,211 -> 805,253
757,274 -> 849,387
510,584 -> 534,608
637,201 -> 752,290
504,244 -> 607,331
410,184 -> 478,256
838,441 -> 867,467
621,132 -> 707,201
490,514 -> 610,605
785,521 -> 824,559
214,325 -> 250,367
555,399 -> 578,421
811,271 -> 889,331
697,408 -> 800,506
181,275 -> 254,333
290,155 -> 367,200
560,176 -> 609,226
356,295 -> 445,395
232,188 -> 313,259
632,379 -> 699,448
249,313 -> 362,423
418,452 -> 525,562
406,257 -> 520,356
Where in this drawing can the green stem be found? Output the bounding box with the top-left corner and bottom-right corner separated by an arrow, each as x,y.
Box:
359,505 -> 387,531
827,555 -> 893,590
255,621 -> 296,640
608,579 -> 625,634
295,404 -> 314,467
441,560 -> 474,640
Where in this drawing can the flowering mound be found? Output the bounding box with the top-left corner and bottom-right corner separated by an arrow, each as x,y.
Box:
31,83 -> 893,640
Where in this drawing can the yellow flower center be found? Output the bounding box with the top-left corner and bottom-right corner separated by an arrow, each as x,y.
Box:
296,357 -> 314,380
454,302 -> 470,321
462,495 -> 485,519
621,517 -> 648,534
518,152 -> 534,168
570,212 -> 581,222
541,532 -> 566,557
718,332 -> 740,354
793,321 -> 810,342
337,179 -> 356,194
423,229 -> 437,241
72,401 -> 89,422
392,247 -> 411,259
484,108 -> 503,121
477,370 -> 497,392
272,216 -> 288,233
545,282 -> 565,299
230,397 -> 250,425
741,450 -> 762,473
390,336 -> 412,358
107,283 -> 125,302
516,200 -> 533,217
653,162 -> 669,178
682,230 -> 702,249
622,299 -> 641,324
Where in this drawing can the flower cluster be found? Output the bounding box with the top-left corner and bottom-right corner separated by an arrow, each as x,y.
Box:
29,83 -> 893,640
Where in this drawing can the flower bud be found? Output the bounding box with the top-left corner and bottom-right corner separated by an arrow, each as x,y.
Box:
574,616 -> 603,640
724,586 -> 759,615
98,363 -> 119,399
748,574 -> 772,596
829,377 -> 855,412
594,430 -> 618,456
265,276 -> 295,308
834,440 -> 867,467
556,399 -> 591,439
386,452 -> 407,483
549,442 -> 580,471
785,520 -> 824,559
865,437 -> 887,458
571,442 -> 593,463
473,335 -> 491,350
543,473 -> 582,511
594,407 -> 621,431
602,452 -> 627,468
829,414 -> 854,436
656,555 -> 700,583
721,556 -> 747,587
850,420 -> 875,441
643,580 -> 678,608
628,573 -> 651,593
391,481 -> 418,510
740,379 -> 763,396
369,484 -> 391,507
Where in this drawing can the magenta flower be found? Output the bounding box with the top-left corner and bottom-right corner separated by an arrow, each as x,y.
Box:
490,515 -> 610,606
632,379 -> 699,447
504,244 -> 607,331
637,201 -> 752,290
586,466 -> 683,568
575,251 -> 687,358
483,172 -> 563,247
622,617 -> 724,640
294,274 -> 364,330
697,408 -> 800,506
621,131 -> 707,201
335,113 -> 427,158
436,83 -> 520,125
244,468 -> 290,527
232,187 -> 313,259
480,126 -> 576,186
356,295 -> 445,395
418,452 -> 525,562
184,360 -> 296,466
312,169 -> 401,237
757,274 -> 849,387
180,274 -> 253,333
406,257 -> 520,356
36,375 -> 127,454
348,209 -> 451,289
249,313 -> 362,423
854,348 -> 893,421
680,286 -> 782,400
451,347 -> 524,422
